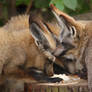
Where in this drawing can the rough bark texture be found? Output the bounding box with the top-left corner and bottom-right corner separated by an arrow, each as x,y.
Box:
24,80 -> 88,92
0,79 -> 88,92
0,78 -> 24,92
6,0 -> 17,19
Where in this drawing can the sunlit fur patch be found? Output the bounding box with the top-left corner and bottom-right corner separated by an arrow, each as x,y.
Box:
4,15 -> 29,32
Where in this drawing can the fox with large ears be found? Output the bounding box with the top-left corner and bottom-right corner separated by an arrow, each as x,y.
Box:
51,4 -> 92,91
0,11 -> 64,83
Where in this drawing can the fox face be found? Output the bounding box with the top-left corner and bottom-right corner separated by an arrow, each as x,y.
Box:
51,5 -> 86,74
29,10 -> 81,74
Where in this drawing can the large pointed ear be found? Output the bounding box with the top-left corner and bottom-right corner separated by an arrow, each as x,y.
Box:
30,23 -> 44,42
50,4 -> 85,31
29,13 -> 57,51
51,9 -> 72,42
29,11 -> 45,42
52,9 -> 68,33
52,10 -> 77,43
29,12 -> 43,42
29,14 -> 50,49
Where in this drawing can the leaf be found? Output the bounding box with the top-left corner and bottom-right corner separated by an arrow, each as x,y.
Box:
50,0 -> 64,11
63,0 -> 78,10
55,0 -> 64,10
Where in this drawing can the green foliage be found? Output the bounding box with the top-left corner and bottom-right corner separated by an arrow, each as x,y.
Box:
16,0 -> 30,6
50,0 -> 78,11
63,0 -> 77,11
34,0 -> 50,8
0,0 -> 91,14
91,0 -> 92,3
0,0 -> 91,25
50,0 -> 64,10
75,0 -> 90,14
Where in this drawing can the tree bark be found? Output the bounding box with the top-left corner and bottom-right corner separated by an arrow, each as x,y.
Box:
0,78 -> 88,92
6,0 -> 17,19
24,80 -> 89,92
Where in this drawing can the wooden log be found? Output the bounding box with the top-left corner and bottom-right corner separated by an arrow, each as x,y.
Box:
0,78 -> 88,92
24,80 -> 89,92
0,79 -> 24,92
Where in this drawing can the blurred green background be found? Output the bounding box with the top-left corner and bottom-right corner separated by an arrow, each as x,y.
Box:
0,0 -> 92,26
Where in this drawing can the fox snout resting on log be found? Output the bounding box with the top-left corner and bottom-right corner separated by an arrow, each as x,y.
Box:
51,4 -> 92,91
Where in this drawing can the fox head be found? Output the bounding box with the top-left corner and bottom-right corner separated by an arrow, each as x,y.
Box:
51,6 -> 82,55
50,5 -> 87,74
28,10 -> 80,74
29,8 -> 86,74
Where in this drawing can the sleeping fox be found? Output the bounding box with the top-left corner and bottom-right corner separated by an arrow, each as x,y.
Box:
0,10 -> 63,83
51,5 -> 92,91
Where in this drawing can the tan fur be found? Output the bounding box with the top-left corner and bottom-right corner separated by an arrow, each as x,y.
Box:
0,14 -> 56,77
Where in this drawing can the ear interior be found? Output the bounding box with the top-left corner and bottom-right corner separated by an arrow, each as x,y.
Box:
52,11 -> 69,31
53,11 -> 77,38
70,26 -> 76,37
30,23 -> 45,41
51,5 -> 76,26
51,5 -> 85,31
29,22 -> 51,51
52,11 -> 65,29
52,11 -> 77,43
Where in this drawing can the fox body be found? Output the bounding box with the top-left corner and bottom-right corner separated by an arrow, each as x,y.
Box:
0,12 -> 63,82
50,5 -> 92,91
0,15 -> 45,75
